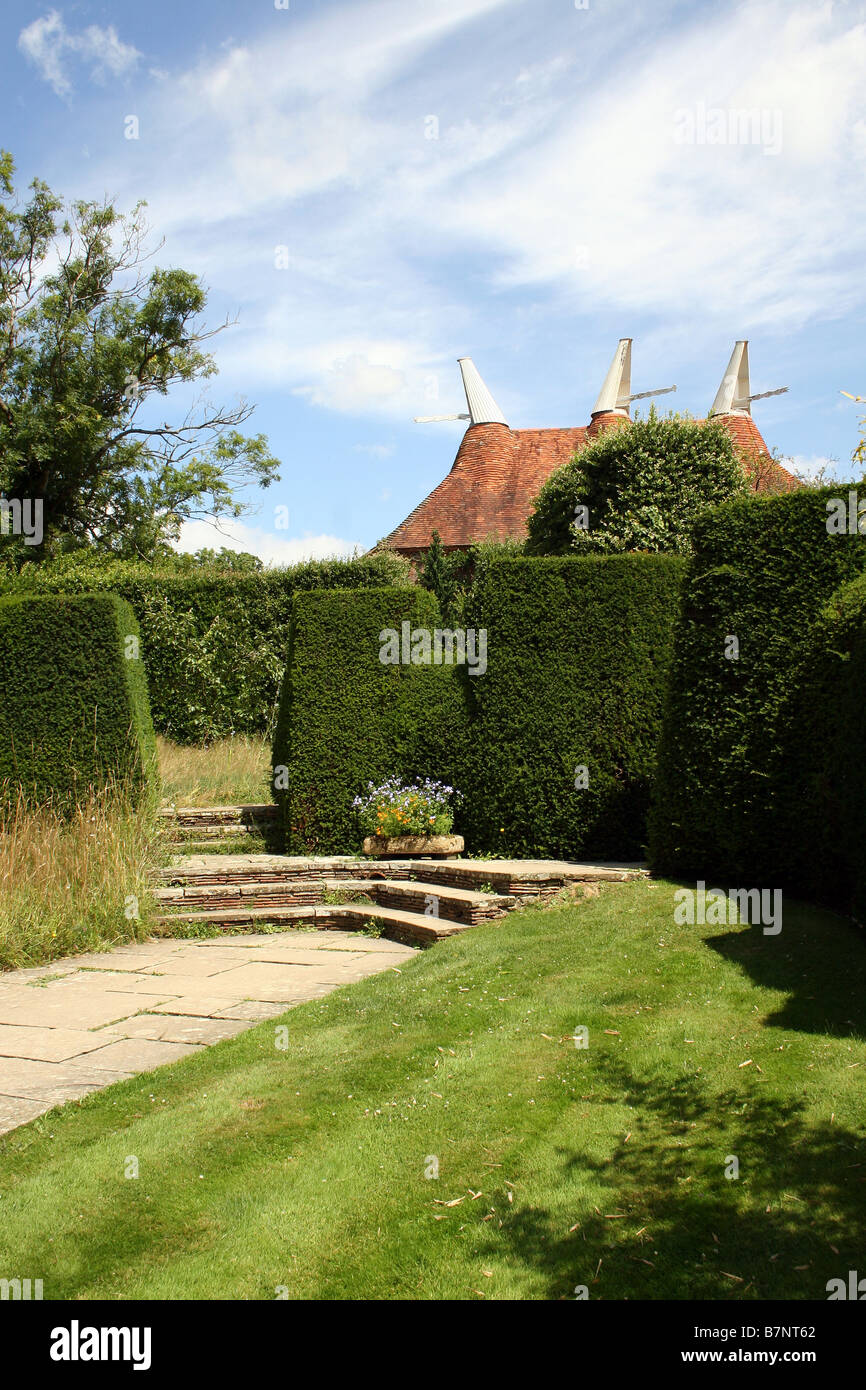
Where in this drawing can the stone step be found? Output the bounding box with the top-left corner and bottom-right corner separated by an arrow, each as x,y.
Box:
369,878 -> 514,925
328,904 -> 468,946
153,901 -> 466,947
158,806 -> 280,853
159,804 -> 278,826
158,837 -> 271,854
162,824 -> 271,841
152,877 -> 517,927
156,854 -> 646,898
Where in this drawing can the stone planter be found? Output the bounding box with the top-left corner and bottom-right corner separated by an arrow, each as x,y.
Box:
362,834 -> 464,859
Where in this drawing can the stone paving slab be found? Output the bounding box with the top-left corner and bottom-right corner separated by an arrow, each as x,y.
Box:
0,1056 -> 135,1101
147,993 -> 250,1018
212,1000 -> 297,1021
101,1014 -> 249,1045
61,947 -> 183,971
0,928 -> 415,1136
224,946 -> 372,967
188,960 -> 378,1002
191,932 -> 410,954
0,1024 -> 127,1063
4,963 -> 81,982
83,1038 -> 202,1072
0,1096 -> 52,1131
0,990 -> 177,1031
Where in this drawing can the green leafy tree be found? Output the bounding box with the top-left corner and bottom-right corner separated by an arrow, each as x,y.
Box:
525,409 -> 749,556
185,548 -> 264,572
417,530 -> 462,621
0,151 -> 279,564
839,390 -> 866,473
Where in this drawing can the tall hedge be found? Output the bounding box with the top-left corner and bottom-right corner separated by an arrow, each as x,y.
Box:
273,558 -> 685,859
778,573 -> 866,918
0,593 -> 157,810
460,554 -> 686,859
0,551 -> 410,742
649,487 -> 866,904
272,586 -> 469,854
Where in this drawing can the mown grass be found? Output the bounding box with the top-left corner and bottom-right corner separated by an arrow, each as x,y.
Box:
157,735 -> 271,807
1,879 -> 864,1300
0,791 -> 161,971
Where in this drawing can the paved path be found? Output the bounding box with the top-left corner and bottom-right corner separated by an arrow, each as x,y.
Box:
0,931 -> 415,1136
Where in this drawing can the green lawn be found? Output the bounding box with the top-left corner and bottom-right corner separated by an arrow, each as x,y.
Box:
2,879 -> 864,1301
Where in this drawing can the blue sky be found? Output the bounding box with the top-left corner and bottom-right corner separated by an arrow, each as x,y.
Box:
2,0 -> 865,562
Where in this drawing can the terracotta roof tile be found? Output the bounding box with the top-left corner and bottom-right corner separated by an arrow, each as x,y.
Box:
381,424 -> 586,553
379,413 -> 799,556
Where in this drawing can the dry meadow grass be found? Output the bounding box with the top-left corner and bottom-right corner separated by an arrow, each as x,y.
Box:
0,789 -> 159,970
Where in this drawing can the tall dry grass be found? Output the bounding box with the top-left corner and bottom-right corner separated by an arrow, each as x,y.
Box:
157,735 -> 271,807
0,789 -> 161,971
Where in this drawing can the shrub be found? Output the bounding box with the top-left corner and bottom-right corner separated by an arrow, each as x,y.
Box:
0,592 -> 157,811
649,486 -> 866,907
460,553 -> 686,859
526,410 -> 748,556
272,586 -> 469,853
0,550 -> 411,742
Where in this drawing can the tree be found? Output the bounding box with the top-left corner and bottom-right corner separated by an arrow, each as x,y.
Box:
184,547 -> 263,572
0,151 -> 279,564
525,409 -> 749,556
417,530 -> 461,621
840,390 -> 866,473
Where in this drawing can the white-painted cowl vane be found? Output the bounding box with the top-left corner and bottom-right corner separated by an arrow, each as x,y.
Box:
592,339 -> 676,415
592,338 -> 633,415
414,357 -> 509,426
456,357 -> 509,425
710,340 -> 788,416
710,340 -> 751,416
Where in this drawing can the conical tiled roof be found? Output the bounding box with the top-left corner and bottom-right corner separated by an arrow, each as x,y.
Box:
381,423 -> 588,552
378,344 -> 799,557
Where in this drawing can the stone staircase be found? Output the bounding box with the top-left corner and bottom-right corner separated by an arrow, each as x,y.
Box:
152,851 -> 646,947
158,804 -> 280,853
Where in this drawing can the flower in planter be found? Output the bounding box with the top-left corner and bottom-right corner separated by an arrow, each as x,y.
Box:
352,776 -> 462,839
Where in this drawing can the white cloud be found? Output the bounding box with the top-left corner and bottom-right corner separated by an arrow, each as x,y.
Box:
293,352 -> 408,415
174,518 -> 362,567
787,454 -> 845,483
69,0 -> 866,423
442,2 -> 866,328
18,10 -> 140,97
354,443 -> 395,460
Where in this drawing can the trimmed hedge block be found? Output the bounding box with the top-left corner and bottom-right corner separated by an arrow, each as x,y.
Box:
273,557 -> 685,860
649,487 -> 866,907
0,552 -> 410,743
777,572 -> 866,918
461,554 -> 686,859
272,586 -> 469,854
0,593 -> 157,810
